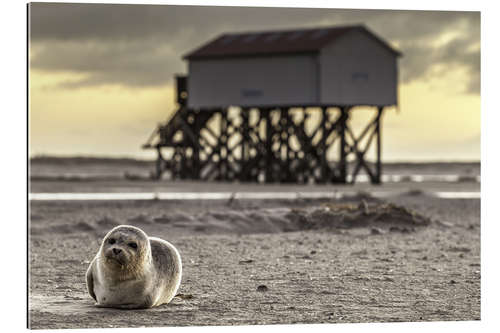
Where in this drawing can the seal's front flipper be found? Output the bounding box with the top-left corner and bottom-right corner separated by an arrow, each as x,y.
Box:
85,259 -> 97,301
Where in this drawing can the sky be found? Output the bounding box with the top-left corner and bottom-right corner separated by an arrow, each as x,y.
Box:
28,2 -> 480,162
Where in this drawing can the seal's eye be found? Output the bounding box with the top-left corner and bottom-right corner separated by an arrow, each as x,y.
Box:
108,238 -> 116,245
128,242 -> 137,249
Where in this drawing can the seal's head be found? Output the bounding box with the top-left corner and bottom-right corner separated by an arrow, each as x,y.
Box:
99,225 -> 151,273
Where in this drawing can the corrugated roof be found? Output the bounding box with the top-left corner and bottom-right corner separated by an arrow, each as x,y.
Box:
183,25 -> 402,60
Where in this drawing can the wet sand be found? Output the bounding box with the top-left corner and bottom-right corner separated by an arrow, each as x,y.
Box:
28,183 -> 480,329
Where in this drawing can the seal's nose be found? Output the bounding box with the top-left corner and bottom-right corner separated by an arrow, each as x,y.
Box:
112,248 -> 122,255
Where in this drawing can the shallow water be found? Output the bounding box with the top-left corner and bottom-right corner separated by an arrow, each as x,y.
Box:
31,173 -> 481,184
28,190 -> 480,201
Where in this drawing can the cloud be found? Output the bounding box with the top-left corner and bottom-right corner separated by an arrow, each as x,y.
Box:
31,40 -> 181,88
384,12 -> 480,94
29,3 -> 480,94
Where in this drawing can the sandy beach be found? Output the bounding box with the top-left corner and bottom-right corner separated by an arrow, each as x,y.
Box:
28,168 -> 480,329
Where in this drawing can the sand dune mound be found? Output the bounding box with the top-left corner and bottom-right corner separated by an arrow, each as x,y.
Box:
166,200 -> 432,235
286,200 -> 432,233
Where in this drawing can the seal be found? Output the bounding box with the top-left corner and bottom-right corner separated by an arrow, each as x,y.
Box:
86,225 -> 182,309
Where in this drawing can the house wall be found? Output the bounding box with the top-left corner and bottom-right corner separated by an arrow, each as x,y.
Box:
319,29 -> 398,106
186,29 -> 399,109
187,54 -> 318,109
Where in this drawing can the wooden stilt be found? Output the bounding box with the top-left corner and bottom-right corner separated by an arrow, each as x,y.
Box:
375,106 -> 384,184
339,107 -> 348,183
264,108 -> 273,183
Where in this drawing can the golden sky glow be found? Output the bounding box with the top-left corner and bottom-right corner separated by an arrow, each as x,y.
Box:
30,69 -> 174,160
29,67 -> 480,161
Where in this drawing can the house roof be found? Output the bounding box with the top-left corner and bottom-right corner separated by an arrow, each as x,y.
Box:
183,25 -> 402,60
